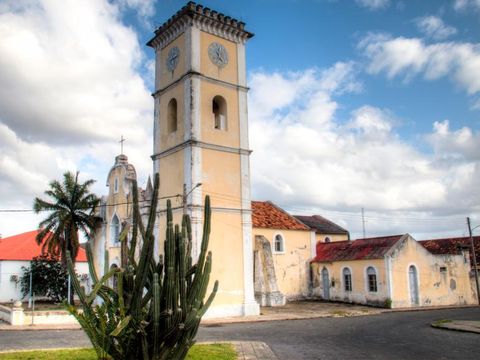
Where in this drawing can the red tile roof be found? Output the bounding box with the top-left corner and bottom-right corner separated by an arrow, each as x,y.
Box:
0,230 -> 87,262
294,215 -> 349,235
311,235 -> 404,262
251,201 -> 310,231
420,236 -> 480,267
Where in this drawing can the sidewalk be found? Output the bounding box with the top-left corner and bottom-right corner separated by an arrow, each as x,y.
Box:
1,300 -> 477,330
432,320 -> 480,334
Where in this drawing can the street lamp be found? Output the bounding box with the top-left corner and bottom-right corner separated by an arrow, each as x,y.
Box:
467,217 -> 480,305
182,183 -> 202,214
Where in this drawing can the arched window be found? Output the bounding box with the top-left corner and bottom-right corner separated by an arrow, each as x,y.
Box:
274,234 -> 284,253
114,177 -> 119,193
212,95 -> 227,130
343,268 -> 352,292
325,236 -> 331,243
366,266 -> 377,292
111,215 -> 120,246
167,98 -> 177,132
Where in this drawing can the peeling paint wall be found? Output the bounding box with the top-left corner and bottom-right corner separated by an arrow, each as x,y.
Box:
310,235 -> 477,308
315,233 -> 349,244
252,228 -> 313,300
388,235 -> 476,307
311,259 -> 389,307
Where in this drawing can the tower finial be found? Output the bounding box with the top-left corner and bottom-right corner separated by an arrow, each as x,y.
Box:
119,135 -> 126,155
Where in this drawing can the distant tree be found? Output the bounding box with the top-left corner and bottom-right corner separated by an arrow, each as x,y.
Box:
33,171 -> 100,303
21,254 -> 68,303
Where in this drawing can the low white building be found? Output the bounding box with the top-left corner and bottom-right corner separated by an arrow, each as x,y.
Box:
0,230 -> 89,303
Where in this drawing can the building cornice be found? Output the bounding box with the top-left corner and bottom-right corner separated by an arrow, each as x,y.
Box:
147,1 -> 254,49
152,71 -> 249,98
151,139 -> 252,160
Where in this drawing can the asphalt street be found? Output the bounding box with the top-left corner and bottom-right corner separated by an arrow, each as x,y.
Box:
0,308 -> 479,359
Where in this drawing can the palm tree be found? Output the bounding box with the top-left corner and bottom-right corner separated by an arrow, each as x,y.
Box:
34,171 -> 100,303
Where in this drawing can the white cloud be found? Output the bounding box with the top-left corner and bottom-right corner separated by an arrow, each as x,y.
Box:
359,33 -> 480,95
0,0 -> 153,237
249,66 -> 480,238
415,16 -> 457,40
355,0 -> 390,11
453,0 -> 480,11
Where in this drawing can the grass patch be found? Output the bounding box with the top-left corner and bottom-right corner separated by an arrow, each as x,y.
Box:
0,344 -> 236,360
432,319 -> 452,327
330,310 -> 348,317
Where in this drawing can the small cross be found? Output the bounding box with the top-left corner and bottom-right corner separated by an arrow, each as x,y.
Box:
119,135 -> 126,155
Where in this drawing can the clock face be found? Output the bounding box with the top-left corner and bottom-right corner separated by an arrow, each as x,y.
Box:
166,46 -> 180,72
208,42 -> 228,68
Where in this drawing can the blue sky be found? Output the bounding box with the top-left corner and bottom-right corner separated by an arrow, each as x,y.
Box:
0,0 -> 479,239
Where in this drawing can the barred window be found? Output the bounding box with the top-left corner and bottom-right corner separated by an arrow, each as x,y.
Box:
367,266 -> 377,292
343,268 -> 352,292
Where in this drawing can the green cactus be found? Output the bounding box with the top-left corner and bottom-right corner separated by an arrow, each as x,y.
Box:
65,174 -> 218,360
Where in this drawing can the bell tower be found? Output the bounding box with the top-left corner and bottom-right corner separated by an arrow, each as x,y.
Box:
147,2 -> 259,317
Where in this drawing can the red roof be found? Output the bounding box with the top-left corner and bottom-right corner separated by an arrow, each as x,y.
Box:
251,201 -> 310,231
420,236 -> 480,267
0,230 -> 87,262
311,235 -> 404,262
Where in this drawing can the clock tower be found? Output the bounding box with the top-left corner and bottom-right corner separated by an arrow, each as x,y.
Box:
147,2 -> 259,317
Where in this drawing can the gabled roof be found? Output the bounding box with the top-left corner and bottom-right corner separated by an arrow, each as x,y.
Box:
420,236 -> 480,267
294,215 -> 349,235
311,235 -> 404,263
251,201 -> 310,231
0,230 -> 87,262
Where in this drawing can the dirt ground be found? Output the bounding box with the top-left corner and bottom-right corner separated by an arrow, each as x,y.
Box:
259,299 -> 385,318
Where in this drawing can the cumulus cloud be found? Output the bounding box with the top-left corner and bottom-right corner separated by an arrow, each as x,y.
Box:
415,16 -> 457,40
359,33 -> 480,95
355,0 -> 390,11
453,0 -> 480,11
0,0 -> 153,236
248,66 -> 480,238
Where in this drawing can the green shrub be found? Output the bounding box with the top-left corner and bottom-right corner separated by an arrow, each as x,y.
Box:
21,254 -> 68,302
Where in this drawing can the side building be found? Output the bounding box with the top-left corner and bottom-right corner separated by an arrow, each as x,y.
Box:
311,234 -> 477,308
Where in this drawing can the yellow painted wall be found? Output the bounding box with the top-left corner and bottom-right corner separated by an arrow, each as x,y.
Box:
202,149 -> 241,209
158,86 -> 185,152
158,34 -> 186,90
200,32 -> 238,84
388,236 -> 476,307
200,82 -> 240,148
311,236 -> 477,308
207,211 -> 245,306
315,233 -> 348,244
311,259 -> 388,307
253,228 -> 312,299
158,150 -> 184,210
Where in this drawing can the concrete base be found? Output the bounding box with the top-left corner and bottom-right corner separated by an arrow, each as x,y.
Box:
203,301 -> 260,319
255,291 -> 286,307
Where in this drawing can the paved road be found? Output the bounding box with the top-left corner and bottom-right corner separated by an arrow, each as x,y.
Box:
0,308 -> 479,359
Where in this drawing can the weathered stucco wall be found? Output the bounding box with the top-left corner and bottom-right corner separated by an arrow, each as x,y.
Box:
388,236 -> 476,307
311,259 -> 389,307
253,228 -> 313,300
315,233 -> 349,244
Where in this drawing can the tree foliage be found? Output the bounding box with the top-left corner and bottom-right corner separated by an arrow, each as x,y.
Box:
33,171 -> 100,268
65,174 -> 218,360
21,254 -> 68,302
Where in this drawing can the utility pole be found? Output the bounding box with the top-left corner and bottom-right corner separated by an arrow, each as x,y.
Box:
361,208 -> 366,239
467,217 -> 480,305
